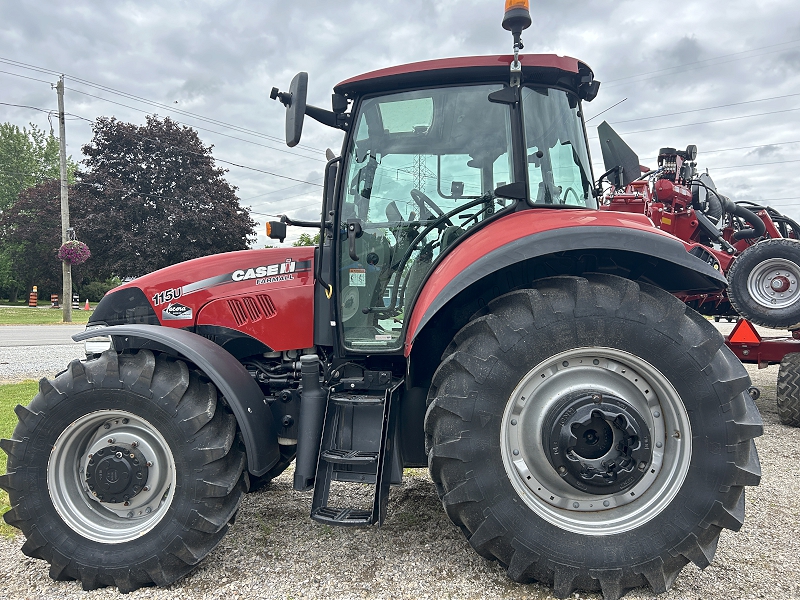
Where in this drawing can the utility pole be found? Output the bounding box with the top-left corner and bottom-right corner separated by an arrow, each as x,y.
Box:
56,75 -> 72,323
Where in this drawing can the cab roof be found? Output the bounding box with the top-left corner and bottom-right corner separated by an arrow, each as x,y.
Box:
334,54 -> 595,98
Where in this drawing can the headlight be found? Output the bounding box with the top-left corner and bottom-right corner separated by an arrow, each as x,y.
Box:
83,323 -> 113,355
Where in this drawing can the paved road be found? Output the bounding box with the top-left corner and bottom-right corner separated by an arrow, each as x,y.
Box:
0,325 -> 85,347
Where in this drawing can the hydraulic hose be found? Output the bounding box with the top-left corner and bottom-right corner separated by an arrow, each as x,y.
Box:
718,195 -> 766,241
692,179 -> 765,241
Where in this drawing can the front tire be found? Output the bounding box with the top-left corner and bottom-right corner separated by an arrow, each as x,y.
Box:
727,238 -> 800,328
0,350 -> 247,592
425,275 -> 763,599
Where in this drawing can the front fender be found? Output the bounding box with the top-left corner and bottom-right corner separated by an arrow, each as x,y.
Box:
405,214 -> 727,355
74,324 -> 280,476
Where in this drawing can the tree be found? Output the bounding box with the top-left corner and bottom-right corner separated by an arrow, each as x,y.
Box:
292,232 -> 320,247
0,180 -> 77,301
71,115 -> 256,279
0,122 -> 75,212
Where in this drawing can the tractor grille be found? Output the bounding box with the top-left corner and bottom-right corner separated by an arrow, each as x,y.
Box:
226,294 -> 276,326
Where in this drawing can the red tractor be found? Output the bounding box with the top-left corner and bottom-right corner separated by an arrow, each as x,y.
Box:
1,4 -> 762,599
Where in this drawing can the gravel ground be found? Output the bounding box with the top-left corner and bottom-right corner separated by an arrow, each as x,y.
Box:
1,331 -> 799,599
0,344 -> 85,382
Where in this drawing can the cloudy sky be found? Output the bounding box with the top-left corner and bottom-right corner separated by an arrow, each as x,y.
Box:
2,0 -> 799,246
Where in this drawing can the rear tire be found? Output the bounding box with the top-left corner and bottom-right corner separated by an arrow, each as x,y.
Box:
425,275 -> 763,599
0,350 -> 247,592
728,238 -> 800,328
777,352 -> 800,427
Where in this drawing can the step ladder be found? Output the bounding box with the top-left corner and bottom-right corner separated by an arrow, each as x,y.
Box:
311,373 -> 402,526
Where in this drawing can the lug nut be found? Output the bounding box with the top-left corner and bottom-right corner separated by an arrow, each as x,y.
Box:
131,441 -> 138,448
558,466 -> 567,475
143,486 -> 150,492
146,461 -> 153,467
107,438 -> 115,444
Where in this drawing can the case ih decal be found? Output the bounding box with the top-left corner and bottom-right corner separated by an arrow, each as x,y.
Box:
151,259 -> 312,305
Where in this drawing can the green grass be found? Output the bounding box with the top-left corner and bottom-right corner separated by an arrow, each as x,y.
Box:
0,380 -> 37,537
0,306 -> 93,325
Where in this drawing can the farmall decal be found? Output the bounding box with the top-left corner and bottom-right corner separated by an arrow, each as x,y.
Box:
151,258 -> 311,306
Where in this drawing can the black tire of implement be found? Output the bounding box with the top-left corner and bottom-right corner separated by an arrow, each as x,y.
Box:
727,238 -> 800,329
0,349 -> 247,592
424,274 -> 763,600
248,443 -> 296,492
777,352 -> 800,427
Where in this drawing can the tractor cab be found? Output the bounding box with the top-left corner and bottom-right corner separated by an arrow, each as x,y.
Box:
271,53 -> 600,353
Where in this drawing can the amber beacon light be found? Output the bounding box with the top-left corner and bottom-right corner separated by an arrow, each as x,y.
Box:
502,0 -> 532,33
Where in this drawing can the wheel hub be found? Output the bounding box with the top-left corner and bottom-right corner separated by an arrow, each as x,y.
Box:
500,348 -> 691,535
85,445 -> 149,504
747,258 -> 800,309
544,392 -> 651,495
770,275 -> 791,293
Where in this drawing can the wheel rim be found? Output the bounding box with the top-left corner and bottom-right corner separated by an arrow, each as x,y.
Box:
47,410 -> 176,543
746,257 -> 800,309
500,347 -> 691,535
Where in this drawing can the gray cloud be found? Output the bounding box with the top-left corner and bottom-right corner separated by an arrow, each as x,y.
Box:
1,0 -> 799,245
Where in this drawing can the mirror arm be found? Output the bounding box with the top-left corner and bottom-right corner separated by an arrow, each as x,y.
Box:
305,105 -> 350,131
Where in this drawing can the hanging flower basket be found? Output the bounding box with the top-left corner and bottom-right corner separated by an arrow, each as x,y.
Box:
57,240 -> 91,266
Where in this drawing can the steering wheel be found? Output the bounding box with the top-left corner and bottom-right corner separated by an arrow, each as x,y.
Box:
561,187 -> 581,205
410,189 -> 452,226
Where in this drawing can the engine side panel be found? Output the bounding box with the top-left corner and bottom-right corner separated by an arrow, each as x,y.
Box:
91,247 -> 315,352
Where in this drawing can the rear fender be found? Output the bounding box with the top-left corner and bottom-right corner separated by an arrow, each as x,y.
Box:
405,222 -> 727,356
74,324 -> 280,476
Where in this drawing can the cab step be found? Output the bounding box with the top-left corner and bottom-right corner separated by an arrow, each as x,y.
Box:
310,372 -> 402,527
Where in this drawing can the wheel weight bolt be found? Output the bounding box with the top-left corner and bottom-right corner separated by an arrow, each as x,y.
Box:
127,511 -> 134,518
638,461 -> 647,471
145,507 -> 152,514
557,466 -> 567,475
103,423 -> 110,429
122,418 -> 129,424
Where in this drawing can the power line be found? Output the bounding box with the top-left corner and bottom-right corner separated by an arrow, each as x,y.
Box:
0,69 -> 54,86
0,55 -> 327,154
602,93 -> 800,125
589,105 -> 800,139
602,38 -> 800,88
65,86 -> 325,163
1,99 -> 325,188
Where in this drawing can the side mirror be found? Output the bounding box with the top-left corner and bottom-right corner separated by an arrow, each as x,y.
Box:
270,72 -> 308,147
